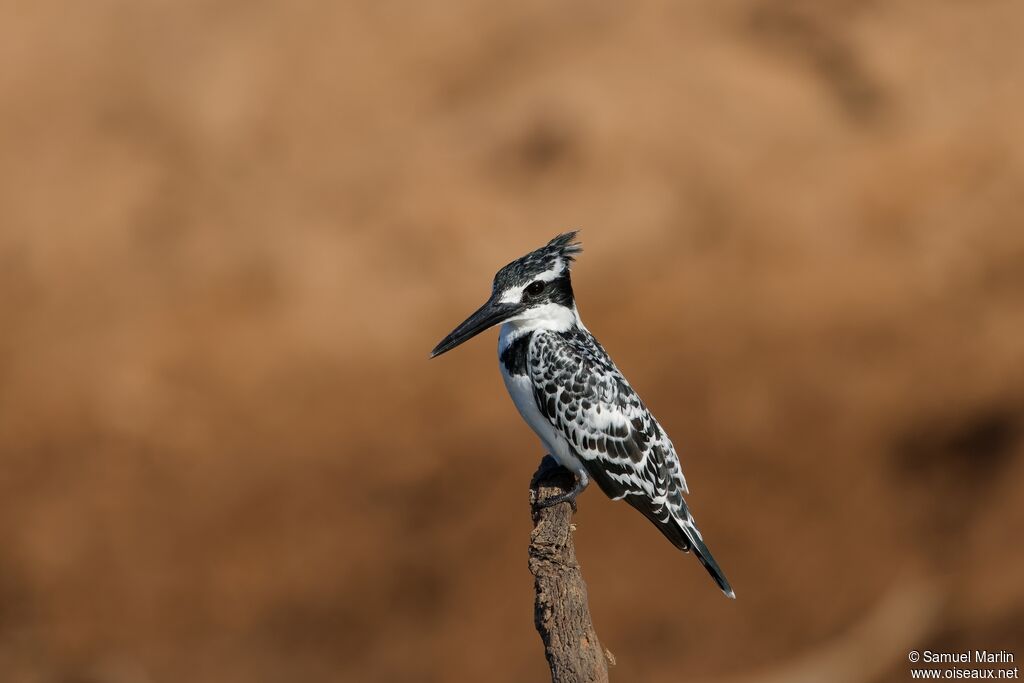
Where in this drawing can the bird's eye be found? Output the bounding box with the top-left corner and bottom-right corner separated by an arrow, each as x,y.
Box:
526,281 -> 546,297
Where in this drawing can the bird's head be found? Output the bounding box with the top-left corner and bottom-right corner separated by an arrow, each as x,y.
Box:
430,231 -> 582,358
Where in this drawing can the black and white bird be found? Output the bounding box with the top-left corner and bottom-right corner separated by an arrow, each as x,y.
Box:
431,232 -> 734,598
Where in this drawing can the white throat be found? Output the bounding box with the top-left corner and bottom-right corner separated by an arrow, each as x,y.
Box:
498,303 -> 581,352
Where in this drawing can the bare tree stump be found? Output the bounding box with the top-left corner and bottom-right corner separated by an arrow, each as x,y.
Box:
529,456 -> 612,683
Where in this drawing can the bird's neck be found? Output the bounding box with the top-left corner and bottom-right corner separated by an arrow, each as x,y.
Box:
498,304 -> 583,353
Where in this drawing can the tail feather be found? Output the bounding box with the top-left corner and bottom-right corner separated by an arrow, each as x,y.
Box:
679,519 -> 736,599
621,493 -> 735,598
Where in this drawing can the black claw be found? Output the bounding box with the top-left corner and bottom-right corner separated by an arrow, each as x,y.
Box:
537,489 -> 579,510
536,469 -> 588,510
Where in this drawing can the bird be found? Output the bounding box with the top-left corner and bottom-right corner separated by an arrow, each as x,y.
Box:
430,232 -> 734,598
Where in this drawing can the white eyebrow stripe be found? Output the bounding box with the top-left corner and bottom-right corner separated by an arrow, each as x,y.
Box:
497,258 -> 565,304
535,258 -> 564,282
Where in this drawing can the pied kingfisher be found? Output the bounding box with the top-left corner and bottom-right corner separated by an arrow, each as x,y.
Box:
431,232 -> 734,598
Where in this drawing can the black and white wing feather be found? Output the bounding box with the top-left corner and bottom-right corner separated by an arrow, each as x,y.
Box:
529,328 -> 734,598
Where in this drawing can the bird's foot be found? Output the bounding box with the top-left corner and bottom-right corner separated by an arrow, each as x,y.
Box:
538,490 -> 578,512
536,470 -> 589,512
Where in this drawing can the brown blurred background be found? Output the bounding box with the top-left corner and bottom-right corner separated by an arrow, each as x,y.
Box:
1,1 -> 1023,681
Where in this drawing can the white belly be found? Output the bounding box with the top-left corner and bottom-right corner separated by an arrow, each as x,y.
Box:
499,363 -> 586,476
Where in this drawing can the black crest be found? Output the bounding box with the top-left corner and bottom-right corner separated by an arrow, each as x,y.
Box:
492,231 -> 582,291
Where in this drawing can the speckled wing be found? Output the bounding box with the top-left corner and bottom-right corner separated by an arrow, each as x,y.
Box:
527,329 -> 693,537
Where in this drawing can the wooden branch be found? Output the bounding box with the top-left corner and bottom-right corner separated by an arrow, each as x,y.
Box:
529,456 -> 612,683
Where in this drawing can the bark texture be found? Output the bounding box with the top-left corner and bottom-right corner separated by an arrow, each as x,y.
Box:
529,456 -> 612,683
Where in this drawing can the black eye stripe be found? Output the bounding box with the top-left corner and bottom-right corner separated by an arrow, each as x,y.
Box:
526,281 -> 546,296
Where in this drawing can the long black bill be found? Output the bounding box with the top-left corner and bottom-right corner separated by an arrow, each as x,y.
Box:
430,297 -> 519,358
